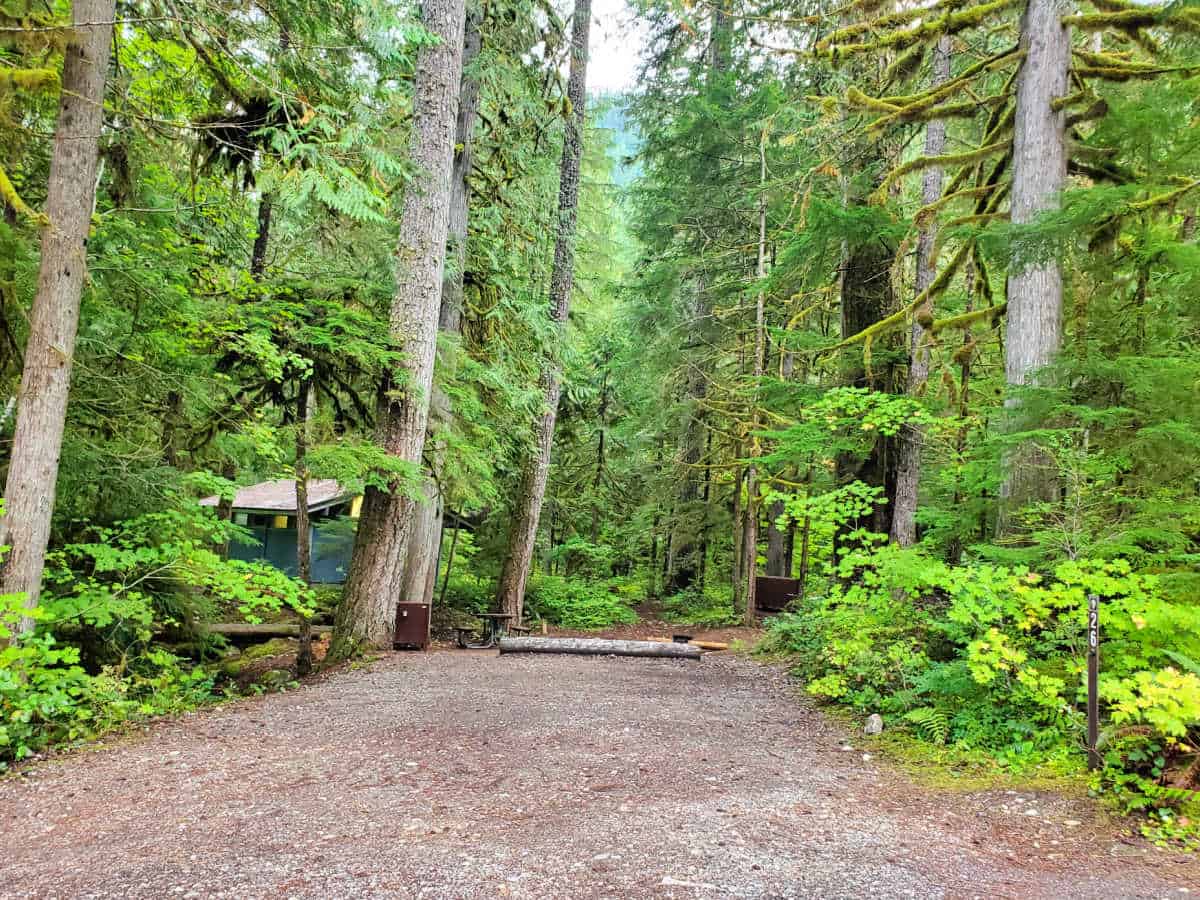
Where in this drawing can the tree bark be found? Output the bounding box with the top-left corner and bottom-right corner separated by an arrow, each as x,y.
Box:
398,5 -> 483,610
765,499 -> 787,575
0,0 -> 115,632
250,193 -> 273,280
740,131 -> 769,625
837,237 -> 897,539
330,0 -> 467,657
494,0 -> 591,623
997,0 -> 1069,533
891,36 -> 951,548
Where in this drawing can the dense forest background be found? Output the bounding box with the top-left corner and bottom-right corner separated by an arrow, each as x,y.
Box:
2,0 -> 1200,847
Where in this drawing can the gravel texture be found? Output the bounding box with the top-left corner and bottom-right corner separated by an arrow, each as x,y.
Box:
1,650 -> 1197,898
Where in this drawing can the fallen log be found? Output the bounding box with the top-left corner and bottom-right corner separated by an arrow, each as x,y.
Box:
498,637 -> 702,660
648,637 -> 731,652
203,623 -> 332,638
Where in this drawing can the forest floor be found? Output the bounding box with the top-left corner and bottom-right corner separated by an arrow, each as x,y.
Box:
1,647 -> 1198,898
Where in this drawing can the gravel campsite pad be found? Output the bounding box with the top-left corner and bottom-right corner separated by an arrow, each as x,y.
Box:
1,651 -> 1197,899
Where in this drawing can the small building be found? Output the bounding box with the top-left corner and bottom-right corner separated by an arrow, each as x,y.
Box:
201,479 -> 359,583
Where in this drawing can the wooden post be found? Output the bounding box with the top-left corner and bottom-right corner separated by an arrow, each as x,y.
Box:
1087,593 -> 1100,770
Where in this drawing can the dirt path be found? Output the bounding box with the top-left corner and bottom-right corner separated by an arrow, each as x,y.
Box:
1,652 -> 1196,899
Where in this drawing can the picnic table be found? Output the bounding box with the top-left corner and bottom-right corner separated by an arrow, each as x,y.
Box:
456,612 -> 529,649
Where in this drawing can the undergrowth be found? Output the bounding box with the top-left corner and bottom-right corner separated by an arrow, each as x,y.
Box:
760,538 -> 1200,850
526,575 -> 639,630
0,499 -> 311,767
661,585 -> 740,626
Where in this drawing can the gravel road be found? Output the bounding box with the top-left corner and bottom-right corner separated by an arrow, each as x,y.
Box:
1,650 -> 1196,899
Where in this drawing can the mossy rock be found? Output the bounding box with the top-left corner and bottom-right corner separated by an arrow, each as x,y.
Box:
220,637 -> 296,675
242,637 -> 297,661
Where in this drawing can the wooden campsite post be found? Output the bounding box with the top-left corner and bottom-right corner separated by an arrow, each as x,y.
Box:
1087,593 -> 1100,770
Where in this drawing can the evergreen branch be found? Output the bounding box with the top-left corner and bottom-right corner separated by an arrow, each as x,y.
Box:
0,67 -> 59,92
1127,180 -> 1200,214
821,0 -> 1024,57
0,164 -> 44,223
867,95 -> 1002,134
820,241 -> 973,355
930,302 -> 1007,334
878,46 -> 1020,108
1075,63 -> 1200,81
943,100 -> 1015,197
873,140 -> 1011,203
1063,7 -> 1200,35
817,0 -> 980,48
915,184 -> 999,227
1066,98 -> 1109,128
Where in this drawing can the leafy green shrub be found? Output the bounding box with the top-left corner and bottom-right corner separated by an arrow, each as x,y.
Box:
0,594 -> 216,766
547,537 -> 615,579
526,575 -> 638,630
438,572 -> 493,614
762,540 -> 1200,840
0,498 -> 312,766
662,586 -> 739,626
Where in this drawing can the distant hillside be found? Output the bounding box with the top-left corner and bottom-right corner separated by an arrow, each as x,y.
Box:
592,93 -> 642,189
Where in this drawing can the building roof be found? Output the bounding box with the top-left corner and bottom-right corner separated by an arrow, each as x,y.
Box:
199,479 -> 353,514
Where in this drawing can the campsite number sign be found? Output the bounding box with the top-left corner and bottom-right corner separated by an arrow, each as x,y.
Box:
1087,594 -> 1100,770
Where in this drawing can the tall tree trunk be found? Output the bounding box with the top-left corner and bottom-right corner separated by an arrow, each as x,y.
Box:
494,0 -> 591,623
696,428 -> 712,590
665,382 -> 706,594
330,0 -> 467,657
740,131 -> 769,625
836,239 -> 896,540
765,353 -> 794,576
294,378 -> 313,675
666,7 -> 729,596
730,462 -> 743,608
765,499 -> 787,576
398,4 -> 482,611
0,0 -> 115,632
947,259 -> 978,564
997,0 -> 1069,533
250,193 -> 273,280
890,36 -> 951,548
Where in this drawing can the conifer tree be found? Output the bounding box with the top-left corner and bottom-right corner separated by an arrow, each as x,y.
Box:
495,0 -> 592,623
892,35 -> 951,547
1,0 -> 116,632
399,4 -> 484,609
997,0 -> 1070,530
331,0 -> 468,656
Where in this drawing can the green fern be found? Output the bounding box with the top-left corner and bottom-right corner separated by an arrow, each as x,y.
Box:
904,706 -> 950,745
1164,650 -> 1200,678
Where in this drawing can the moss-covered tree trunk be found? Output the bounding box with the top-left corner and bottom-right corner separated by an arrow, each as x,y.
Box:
495,0 -> 591,623
890,36 -> 951,548
997,0 -> 1070,533
0,0 -> 115,633
330,0 -> 467,657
